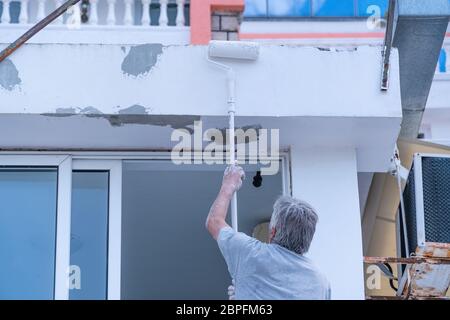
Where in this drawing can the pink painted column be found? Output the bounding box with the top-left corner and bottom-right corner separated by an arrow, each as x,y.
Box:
190,0 -> 245,45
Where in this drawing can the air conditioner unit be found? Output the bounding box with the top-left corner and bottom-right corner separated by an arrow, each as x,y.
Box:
397,153 -> 450,297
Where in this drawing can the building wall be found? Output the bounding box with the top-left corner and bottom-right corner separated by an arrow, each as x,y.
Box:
0,44 -> 401,119
291,146 -> 365,299
0,0 -> 414,300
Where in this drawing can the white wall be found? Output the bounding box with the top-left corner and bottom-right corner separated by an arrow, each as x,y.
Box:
0,44 -> 401,119
290,146 -> 365,300
0,27 -> 190,45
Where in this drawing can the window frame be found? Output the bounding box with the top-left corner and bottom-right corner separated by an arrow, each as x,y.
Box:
0,155 -> 72,300
71,159 -> 122,300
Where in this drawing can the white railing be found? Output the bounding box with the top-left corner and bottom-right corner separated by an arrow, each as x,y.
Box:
0,0 -> 187,27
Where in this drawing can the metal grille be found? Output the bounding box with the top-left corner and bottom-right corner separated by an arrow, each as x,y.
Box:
422,157 -> 450,243
401,156 -> 450,255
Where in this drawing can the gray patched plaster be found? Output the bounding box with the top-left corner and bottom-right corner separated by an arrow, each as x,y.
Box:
118,104 -> 149,115
79,106 -> 103,114
0,59 -> 21,91
55,107 -> 77,114
106,115 -> 200,133
121,44 -> 163,76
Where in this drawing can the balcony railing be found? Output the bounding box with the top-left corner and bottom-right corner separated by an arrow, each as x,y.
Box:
0,0 -> 190,44
0,0 -> 189,26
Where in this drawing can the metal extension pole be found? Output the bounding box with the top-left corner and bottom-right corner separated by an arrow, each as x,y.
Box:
228,72 -> 238,232
207,58 -> 239,232
0,0 -> 81,63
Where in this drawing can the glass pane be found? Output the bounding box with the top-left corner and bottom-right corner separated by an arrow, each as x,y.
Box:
121,162 -> 284,299
0,168 -> 58,300
268,0 -> 311,17
244,0 -> 268,17
312,0 -> 355,17
69,171 -> 109,300
358,0 -> 388,17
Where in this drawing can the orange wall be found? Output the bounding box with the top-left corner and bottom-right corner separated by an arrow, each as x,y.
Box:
190,0 -> 245,45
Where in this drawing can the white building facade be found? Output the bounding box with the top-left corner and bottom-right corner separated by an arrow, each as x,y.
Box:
1,0 -> 437,300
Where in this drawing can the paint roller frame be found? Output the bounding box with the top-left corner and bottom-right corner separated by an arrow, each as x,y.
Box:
208,40 -> 260,61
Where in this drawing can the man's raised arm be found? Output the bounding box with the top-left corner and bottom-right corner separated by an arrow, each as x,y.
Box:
205,165 -> 245,240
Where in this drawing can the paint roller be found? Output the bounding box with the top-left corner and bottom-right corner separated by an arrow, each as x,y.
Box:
207,40 -> 260,232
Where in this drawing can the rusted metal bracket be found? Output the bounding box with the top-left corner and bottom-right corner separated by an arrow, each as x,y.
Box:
367,295 -> 450,300
366,243 -> 450,299
364,256 -> 450,265
0,0 -> 81,63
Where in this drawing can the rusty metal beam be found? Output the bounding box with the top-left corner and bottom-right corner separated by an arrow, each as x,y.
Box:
367,295 -> 450,300
0,0 -> 81,63
364,256 -> 450,265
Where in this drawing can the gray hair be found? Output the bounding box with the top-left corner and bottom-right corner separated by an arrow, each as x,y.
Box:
269,196 -> 318,255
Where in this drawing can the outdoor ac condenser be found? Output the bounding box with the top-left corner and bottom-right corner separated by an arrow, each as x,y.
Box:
399,154 -> 450,252
397,153 -> 450,297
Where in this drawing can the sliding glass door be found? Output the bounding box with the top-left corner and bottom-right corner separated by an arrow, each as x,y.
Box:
0,153 -> 290,300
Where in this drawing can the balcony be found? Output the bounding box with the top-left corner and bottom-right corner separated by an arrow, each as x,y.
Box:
0,0 -> 191,45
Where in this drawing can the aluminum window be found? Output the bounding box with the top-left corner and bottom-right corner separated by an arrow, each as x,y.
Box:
244,0 -> 389,18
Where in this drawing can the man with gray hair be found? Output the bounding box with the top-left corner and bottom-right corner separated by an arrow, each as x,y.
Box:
206,165 -> 331,300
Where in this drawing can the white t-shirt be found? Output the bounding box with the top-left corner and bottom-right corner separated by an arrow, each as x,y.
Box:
218,226 -> 331,300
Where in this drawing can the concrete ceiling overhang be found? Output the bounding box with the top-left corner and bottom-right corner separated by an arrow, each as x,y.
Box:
0,114 -> 399,173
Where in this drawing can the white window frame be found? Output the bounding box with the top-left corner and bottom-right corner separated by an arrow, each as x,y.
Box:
0,155 -> 72,300
71,159 -> 122,300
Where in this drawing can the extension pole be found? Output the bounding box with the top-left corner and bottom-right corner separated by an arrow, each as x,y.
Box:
0,0 -> 81,63
227,69 -> 238,232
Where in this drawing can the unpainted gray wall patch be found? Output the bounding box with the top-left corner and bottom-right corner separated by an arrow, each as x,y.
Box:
121,44 -> 163,77
0,59 -> 22,91
118,104 -> 149,115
